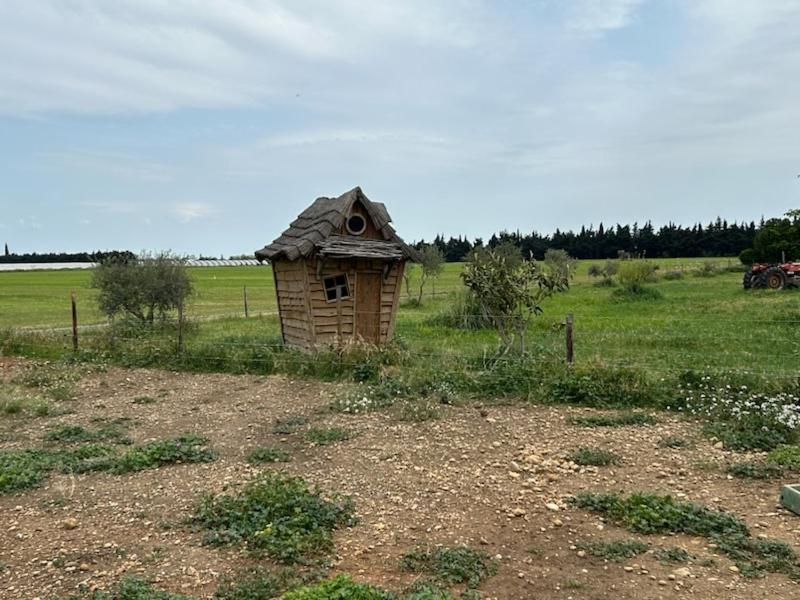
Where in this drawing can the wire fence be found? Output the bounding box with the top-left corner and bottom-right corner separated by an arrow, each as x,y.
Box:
3,311 -> 798,385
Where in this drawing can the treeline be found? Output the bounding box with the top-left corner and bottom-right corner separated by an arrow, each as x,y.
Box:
0,250 -> 135,264
418,219 -> 760,262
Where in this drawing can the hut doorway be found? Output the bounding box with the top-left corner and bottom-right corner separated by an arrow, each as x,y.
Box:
356,271 -> 382,343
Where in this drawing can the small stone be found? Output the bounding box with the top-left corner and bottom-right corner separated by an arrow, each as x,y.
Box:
729,565 -> 740,573
62,518 -> 79,530
672,567 -> 691,578
624,566 -> 634,572
577,550 -> 586,558
713,441 -> 724,450
545,502 -> 560,511
658,580 -> 668,586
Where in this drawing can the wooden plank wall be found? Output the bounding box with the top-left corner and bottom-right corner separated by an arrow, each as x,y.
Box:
382,261 -> 403,342
273,260 -> 313,349
307,258 -> 355,345
275,256 -> 405,348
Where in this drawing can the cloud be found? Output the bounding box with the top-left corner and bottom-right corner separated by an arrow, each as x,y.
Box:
81,200 -> 217,223
41,151 -> 174,182
81,201 -> 141,214
18,216 -> 42,230
565,0 -> 646,35
170,202 -> 216,222
0,1 -> 483,115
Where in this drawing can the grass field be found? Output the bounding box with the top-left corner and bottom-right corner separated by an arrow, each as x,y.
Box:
2,257 -> 796,380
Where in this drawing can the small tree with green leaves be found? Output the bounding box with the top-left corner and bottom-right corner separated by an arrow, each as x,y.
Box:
91,252 -> 193,324
544,248 -> 578,286
617,260 -> 657,294
416,244 -> 445,303
588,259 -> 618,286
461,249 -> 567,354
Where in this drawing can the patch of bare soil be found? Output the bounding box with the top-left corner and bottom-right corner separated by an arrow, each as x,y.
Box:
1,359 -> 799,599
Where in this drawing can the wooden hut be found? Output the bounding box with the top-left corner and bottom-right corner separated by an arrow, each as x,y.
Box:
255,187 -> 421,350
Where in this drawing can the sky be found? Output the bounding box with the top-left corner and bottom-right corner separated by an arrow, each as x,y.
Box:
1,0 -> 799,257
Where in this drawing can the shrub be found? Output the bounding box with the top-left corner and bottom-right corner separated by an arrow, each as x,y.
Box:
617,260 -> 658,291
547,364 -> 662,408
693,261 -> 720,277
544,249 -> 578,285
681,379 -> 799,451
428,292 -> 492,330
611,285 -> 663,301
191,472 -> 355,563
400,546 -> 498,588
568,447 -> 621,466
575,539 -> 648,561
91,252 -> 193,324
461,248 -> 568,353
662,269 -> 684,281
282,574 -> 393,600
767,445 -> 800,470
588,260 -> 618,286
568,412 -> 656,427
107,435 -> 216,474
703,420 -> 793,452
246,447 -> 290,464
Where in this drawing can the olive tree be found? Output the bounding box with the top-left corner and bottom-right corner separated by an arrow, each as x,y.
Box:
91,252 -> 193,324
461,249 -> 567,354
403,244 -> 445,304
544,248 -> 577,286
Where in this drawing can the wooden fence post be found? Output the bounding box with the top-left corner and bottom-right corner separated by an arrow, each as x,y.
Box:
177,303 -> 184,354
565,313 -> 574,365
70,292 -> 78,352
243,286 -> 249,318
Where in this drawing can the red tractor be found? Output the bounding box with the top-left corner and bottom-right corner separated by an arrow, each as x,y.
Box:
743,262 -> 800,290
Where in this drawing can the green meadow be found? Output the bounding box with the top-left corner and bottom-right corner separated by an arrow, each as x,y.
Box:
0,257 -> 796,380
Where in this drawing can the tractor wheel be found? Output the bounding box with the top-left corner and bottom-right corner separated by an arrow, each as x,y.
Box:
743,271 -> 754,289
764,266 -> 787,290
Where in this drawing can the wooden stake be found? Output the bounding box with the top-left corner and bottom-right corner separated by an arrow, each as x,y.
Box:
565,313 -> 574,365
177,303 -> 184,354
70,292 -> 78,352
243,286 -> 249,318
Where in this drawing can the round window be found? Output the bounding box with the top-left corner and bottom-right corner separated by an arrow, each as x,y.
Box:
346,214 -> 367,235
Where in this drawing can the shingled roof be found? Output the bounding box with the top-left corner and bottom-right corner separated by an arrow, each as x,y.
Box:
255,187 -> 422,262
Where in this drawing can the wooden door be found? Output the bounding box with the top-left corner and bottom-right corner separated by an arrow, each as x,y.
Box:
355,272 -> 382,343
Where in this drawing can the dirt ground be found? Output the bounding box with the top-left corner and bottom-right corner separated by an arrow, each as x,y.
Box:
1,357 -> 799,600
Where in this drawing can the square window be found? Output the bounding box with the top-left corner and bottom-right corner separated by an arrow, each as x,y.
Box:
323,274 -> 350,302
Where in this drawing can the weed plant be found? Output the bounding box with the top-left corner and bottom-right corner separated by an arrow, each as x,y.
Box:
304,427 -> 352,445
191,472 -> 355,564
401,546 -> 498,588
575,539 -> 648,561
246,447 -> 290,464
568,447 -> 621,466
572,491 -> 800,578
568,412 -> 656,427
